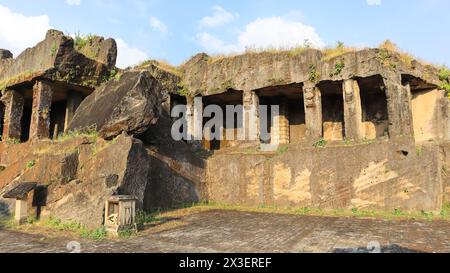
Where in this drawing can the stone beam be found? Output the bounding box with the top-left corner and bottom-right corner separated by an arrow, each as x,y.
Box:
303,82 -> 323,139
29,81 -> 53,140
343,79 -> 363,140
1,90 -> 24,141
383,73 -> 414,139
64,91 -> 83,131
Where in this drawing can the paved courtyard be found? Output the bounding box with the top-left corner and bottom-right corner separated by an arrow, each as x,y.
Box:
1,210 -> 450,253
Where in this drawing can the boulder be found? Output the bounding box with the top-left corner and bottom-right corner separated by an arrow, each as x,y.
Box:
0,49 -> 12,60
68,70 -> 164,139
0,135 -> 151,229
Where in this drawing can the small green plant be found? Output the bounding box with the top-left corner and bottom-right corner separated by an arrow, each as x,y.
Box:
313,138 -> 327,148
308,64 -> 318,83
177,82 -> 190,97
276,145 -> 289,155
80,227 -> 107,241
343,138 -> 352,146
392,209 -> 405,216
118,228 -> 136,238
26,216 -> 37,224
50,42 -> 58,57
1,136 -> 20,145
26,160 -> 36,169
420,210 -> 434,220
438,66 -> 450,81
416,146 -> 423,156
333,60 -> 345,76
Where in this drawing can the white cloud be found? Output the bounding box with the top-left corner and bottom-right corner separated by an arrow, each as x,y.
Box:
200,6 -> 237,28
66,0 -> 81,6
149,16 -> 169,35
196,32 -> 239,53
115,38 -> 148,69
0,5 -> 50,57
366,0 -> 382,5
197,16 -> 324,54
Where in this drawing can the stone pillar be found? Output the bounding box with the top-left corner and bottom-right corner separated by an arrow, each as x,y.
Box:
186,97 -> 194,141
383,73 -> 414,139
64,91 -> 83,131
193,96 -> 203,141
343,79 -> 363,140
1,90 -> 24,141
30,81 -> 53,140
15,199 -> 28,224
270,97 -> 290,145
186,96 -> 203,142
243,90 -> 260,142
303,82 -> 323,139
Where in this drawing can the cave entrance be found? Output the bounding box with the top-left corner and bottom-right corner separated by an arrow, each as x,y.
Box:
318,81 -> 345,141
405,75 -> 441,142
50,100 -> 67,139
203,90 -> 243,150
257,83 -> 304,144
357,75 -> 389,139
21,98 -> 32,143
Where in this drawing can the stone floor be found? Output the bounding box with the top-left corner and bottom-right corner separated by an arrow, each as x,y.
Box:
1,210 -> 450,253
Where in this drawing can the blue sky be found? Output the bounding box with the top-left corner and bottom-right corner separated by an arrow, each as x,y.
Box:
0,0 -> 449,68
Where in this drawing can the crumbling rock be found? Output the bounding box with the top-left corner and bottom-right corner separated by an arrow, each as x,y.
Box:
0,49 -> 12,60
0,135 -> 150,229
0,29 -> 117,91
69,70 -> 164,139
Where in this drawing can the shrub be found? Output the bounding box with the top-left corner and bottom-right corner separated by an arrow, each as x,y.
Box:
313,138 -> 327,148
26,160 -> 36,170
438,66 -> 450,81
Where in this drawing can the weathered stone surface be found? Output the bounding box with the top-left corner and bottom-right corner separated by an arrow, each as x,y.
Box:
0,29 -> 117,91
0,135 -> 150,229
138,115 -> 207,210
181,49 -> 441,98
206,141 -> 445,212
69,71 -> 164,139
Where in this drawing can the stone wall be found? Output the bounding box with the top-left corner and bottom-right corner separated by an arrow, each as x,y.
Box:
205,140 -> 445,212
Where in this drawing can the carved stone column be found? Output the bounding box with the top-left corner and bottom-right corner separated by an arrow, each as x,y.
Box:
343,79 -> 363,140
1,90 -> 24,141
243,90 -> 260,142
303,82 -> 323,139
29,81 -> 53,140
383,73 -> 414,139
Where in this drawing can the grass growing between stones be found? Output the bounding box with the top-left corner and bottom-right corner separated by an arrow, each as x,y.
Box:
5,216 -> 109,241
145,201 -> 450,223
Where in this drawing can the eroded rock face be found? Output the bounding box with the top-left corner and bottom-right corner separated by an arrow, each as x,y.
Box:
0,135 -> 150,229
68,70 -> 164,139
0,29 -> 117,91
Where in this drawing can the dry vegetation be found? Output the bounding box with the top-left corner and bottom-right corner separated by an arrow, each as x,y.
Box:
136,59 -> 182,76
